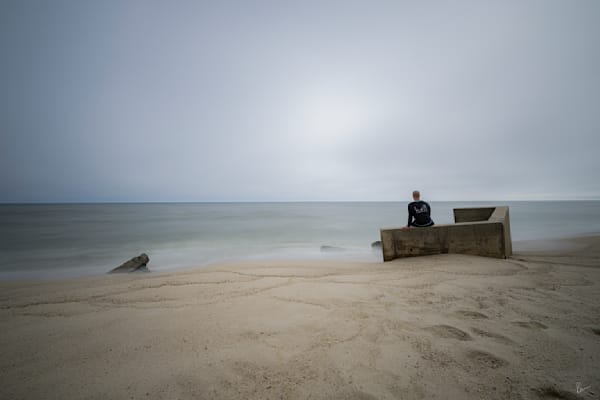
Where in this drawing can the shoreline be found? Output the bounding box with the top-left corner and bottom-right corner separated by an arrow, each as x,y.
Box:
2,232 -> 599,284
1,235 -> 599,399
3,200 -> 600,282
512,232 -> 600,253
0,233 -> 600,284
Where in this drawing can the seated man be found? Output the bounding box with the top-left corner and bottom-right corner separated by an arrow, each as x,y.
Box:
406,190 -> 434,228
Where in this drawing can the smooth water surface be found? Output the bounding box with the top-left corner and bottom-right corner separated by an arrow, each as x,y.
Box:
1,201 -> 599,279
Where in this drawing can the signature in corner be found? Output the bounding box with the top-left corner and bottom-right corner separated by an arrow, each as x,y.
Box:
576,382 -> 591,394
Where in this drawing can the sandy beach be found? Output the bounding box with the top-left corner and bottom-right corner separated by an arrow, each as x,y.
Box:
1,236 -> 599,400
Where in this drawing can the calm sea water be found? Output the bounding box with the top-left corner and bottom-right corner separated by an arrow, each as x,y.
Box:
1,201 -> 600,279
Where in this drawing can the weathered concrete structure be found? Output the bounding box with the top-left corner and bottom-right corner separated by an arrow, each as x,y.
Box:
380,206 -> 512,261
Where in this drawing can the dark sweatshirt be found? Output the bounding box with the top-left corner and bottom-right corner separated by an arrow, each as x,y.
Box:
407,200 -> 434,227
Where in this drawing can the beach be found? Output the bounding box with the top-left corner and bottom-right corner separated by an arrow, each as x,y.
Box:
1,236 -> 599,400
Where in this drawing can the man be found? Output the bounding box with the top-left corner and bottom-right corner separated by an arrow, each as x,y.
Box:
405,190 -> 434,228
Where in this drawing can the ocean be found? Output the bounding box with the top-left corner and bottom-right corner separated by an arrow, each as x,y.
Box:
1,201 -> 600,280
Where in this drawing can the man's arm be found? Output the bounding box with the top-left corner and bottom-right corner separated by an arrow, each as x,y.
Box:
407,204 -> 413,227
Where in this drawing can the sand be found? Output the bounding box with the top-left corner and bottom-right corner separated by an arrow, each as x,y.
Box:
1,236 -> 599,400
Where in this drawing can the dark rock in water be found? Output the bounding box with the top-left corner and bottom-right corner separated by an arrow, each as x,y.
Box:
371,241 -> 382,249
110,253 -> 150,273
320,245 -> 346,252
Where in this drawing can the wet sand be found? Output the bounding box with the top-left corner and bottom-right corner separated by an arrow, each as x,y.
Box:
1,236 -> 599,399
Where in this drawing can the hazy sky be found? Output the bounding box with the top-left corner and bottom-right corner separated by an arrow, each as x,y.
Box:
1,0 -> 599,202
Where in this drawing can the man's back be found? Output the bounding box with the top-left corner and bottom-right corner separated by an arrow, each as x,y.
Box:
408,200 -> 434,227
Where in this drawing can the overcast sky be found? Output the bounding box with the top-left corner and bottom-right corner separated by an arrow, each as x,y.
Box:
1,0 -> 599,202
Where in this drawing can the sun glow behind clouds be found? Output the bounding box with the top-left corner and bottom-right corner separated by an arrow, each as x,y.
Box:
292,89 -> 381,146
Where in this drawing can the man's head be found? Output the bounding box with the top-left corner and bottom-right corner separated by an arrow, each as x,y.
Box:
412,190 -> 421,201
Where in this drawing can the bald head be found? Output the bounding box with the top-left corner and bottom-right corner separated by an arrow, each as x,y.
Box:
412,190 -> 421,201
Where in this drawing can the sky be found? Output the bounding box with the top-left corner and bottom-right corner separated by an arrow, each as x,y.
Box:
1,0 -> 599,202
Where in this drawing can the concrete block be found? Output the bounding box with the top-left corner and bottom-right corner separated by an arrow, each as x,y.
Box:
380,206 -> 512,261
453,207 -> 495,223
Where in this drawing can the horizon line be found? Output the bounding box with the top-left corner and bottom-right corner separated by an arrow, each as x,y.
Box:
1,199 -> 599,205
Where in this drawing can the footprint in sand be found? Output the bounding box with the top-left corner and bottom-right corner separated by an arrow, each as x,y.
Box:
470,327 -> 515,344
591,328 -> 600,336
511,321 -> 548,330
331,391 -> 379,400
426,325 -> 472,341
533,386 -> 582,400
466,349 -> 508,369
454,310 -> 489,319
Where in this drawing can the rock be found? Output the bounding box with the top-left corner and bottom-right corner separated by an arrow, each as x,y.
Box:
110,253 -> 150,273
371,241 -> 382,249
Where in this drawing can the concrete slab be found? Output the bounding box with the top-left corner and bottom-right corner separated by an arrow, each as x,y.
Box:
380,206 -> 512,260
